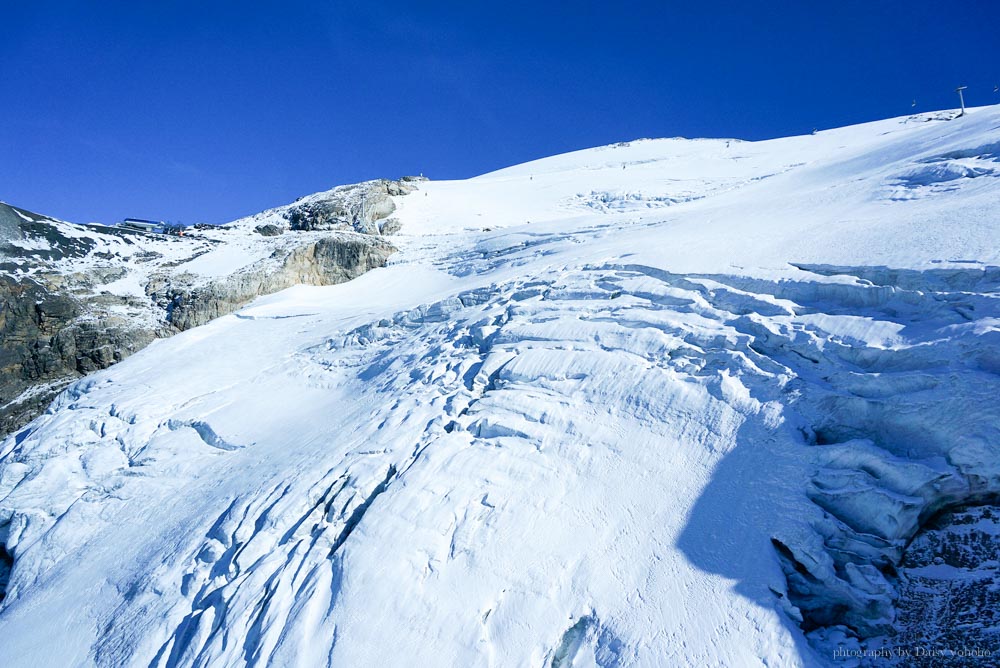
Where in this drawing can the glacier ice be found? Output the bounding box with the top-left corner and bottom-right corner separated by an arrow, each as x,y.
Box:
0,108 -> 999,666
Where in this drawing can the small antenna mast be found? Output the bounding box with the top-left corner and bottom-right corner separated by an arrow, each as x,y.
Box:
955,86 -> 968,116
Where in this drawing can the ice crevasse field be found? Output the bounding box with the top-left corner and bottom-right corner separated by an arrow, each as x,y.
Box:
1,107 -> 999,667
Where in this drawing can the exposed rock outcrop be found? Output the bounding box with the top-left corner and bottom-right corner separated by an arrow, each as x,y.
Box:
0,273 -> 157,437
152,234 -> 394,331
254,224 -> 282,237
284,178 -> 421,234
891,504 -> 1000,665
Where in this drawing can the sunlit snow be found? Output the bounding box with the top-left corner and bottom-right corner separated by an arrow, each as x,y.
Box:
1,108 -> 999,667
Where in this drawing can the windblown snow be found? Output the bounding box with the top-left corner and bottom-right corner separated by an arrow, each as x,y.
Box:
1,108 -> 999,667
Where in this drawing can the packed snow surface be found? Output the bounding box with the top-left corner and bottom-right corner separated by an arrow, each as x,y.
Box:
1,108 -> 999,667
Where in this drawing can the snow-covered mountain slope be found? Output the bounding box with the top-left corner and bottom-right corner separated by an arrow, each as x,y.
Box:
1,108 -> 999,667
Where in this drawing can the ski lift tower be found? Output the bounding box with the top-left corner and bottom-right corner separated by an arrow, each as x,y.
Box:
956,86 -> 968,116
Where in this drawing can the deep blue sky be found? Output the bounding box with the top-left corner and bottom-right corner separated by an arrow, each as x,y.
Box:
3,1 -> 999,224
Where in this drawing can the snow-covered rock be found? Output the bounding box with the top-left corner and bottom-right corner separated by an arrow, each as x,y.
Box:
0,178 -> 415,437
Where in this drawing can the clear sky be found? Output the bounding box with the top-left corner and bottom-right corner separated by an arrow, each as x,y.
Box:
3,1 -> 999,224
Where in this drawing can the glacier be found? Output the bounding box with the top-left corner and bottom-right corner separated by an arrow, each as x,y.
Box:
1,108 -> 999,666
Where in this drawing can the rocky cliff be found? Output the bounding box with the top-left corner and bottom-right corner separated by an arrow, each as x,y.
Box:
146,234 -> 394,332
0,178 -> 419,437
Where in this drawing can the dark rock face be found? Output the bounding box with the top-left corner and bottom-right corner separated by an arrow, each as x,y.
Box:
0,275 -> 77,435
0,274 -> 156,436
889,505 -> 1000,667
0,543 -> 11,602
